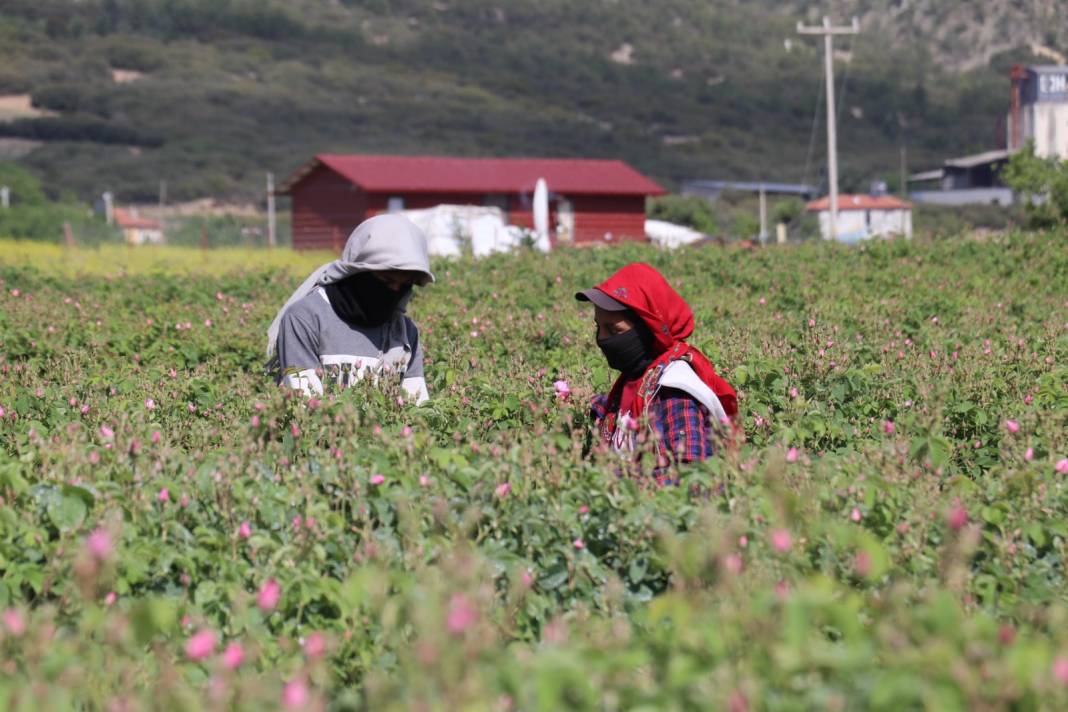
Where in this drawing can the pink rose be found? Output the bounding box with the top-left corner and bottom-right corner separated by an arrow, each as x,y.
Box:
282,678 -> 309,709
185,629 -> 217,661
2,609 -> 25,637
446,594 -> 478,634
771,529 -> 792,553
86,528 -> 113,561
946,504 -> 968,531
303,632 -> 327,659
222,642 -> 245,670
1054,656 -> 1068,685
257,578 -> 281,612
553,380 -> 571,400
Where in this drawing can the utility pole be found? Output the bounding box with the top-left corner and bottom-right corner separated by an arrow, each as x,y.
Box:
798,16 -> 859,241
102,191 -> 114,225
899,146 -> 907,197
266,172 -> 276,249
758,184 -> 768,245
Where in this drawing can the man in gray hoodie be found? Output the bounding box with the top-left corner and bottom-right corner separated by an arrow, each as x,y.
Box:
265,214 -> 434,403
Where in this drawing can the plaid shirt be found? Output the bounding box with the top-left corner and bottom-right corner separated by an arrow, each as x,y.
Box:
591,387 -> 714,481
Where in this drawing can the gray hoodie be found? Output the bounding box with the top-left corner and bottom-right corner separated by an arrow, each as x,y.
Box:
265,214 -> 435,402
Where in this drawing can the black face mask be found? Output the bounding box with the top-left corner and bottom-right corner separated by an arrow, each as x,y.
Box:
597,323 -> 656,380
324,272 -> 410,327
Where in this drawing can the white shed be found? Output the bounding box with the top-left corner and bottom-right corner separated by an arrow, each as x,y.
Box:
805,194 -> 912,243
113,208 -> 164,245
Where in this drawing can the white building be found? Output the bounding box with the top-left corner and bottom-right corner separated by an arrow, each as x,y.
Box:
113,208 -> 164,245
1008,65 -> 1068,160
805,194 -> 912,243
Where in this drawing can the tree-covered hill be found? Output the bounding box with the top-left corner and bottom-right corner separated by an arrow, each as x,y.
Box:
0,0 -> 1056,203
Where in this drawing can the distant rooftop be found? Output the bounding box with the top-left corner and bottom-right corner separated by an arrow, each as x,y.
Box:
681,180 -> 817,197
280,154 -> 666,196
805,194 -> 912,212
1027,65 -> 1068,74
944,148 -> 1016,169
113,208 -> 161,230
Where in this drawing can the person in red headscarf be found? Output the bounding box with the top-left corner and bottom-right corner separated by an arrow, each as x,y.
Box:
576,262 -> 738,480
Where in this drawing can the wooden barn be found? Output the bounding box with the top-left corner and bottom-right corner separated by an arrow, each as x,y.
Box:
278,154 -> 666,250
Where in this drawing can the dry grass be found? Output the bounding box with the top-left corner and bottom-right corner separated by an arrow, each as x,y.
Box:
0,94 -> 55,121
0,239 -> 333,277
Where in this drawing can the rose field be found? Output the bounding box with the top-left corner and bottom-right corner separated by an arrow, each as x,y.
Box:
1,232 -> 1067,710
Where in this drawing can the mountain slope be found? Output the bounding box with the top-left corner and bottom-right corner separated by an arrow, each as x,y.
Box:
0,0 -> 1055,203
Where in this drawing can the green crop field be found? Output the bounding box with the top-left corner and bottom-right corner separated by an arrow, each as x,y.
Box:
1,233 -> 1067,710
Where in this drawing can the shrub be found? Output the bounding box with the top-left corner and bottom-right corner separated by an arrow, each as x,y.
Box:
646,194 -> 718,234
1000,141 -> 1068,228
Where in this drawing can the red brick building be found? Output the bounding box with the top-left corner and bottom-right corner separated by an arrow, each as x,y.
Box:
278,154 -> 665,251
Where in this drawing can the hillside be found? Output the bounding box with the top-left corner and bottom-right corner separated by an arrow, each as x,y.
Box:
0,0 -> 1059,203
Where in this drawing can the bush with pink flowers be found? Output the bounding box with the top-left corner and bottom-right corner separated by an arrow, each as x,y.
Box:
0,232 -> 1066,709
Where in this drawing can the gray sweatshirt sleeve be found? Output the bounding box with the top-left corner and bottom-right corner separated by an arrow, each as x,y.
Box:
401,317 -> 429,403
276,305 -> 321,374
405,319 -> 424,379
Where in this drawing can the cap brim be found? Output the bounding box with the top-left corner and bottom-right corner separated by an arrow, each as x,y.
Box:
574,288 -> 627,311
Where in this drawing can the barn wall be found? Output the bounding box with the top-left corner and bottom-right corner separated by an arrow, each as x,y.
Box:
570,195 -> 647,243
294,180 -> 650,249
366,192 -> 489,215
290,166 -> 367,251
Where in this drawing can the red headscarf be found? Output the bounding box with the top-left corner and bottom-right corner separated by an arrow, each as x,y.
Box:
593,263 -> 737,435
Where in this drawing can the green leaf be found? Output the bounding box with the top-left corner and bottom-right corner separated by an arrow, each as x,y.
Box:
47,495 -> 86,532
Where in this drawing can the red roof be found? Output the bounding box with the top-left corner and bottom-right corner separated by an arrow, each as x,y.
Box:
806,194 -> 912,211
113,208 -> 161,230
282,154 -> 666,196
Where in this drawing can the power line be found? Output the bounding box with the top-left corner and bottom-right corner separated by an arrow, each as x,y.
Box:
800,61 -> 825,191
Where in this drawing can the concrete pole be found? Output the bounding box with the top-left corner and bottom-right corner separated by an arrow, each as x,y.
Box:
0,186 -> 8,209
103,191 -> 114,225
266,172 -> 277,249
758,184 -> 768,244
823,20 -> 838,240
899,145 -> 907,196
798,16 -> 860,241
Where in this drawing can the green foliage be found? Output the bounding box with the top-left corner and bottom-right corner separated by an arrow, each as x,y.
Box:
0,163 -> 119,243
164,213 -> 292,249
772,197 -> 804,225
0,0 -> 1043,202
731,211 -> 760,240
0,163 -> 46,206
646,194 -> 717,234
0,231 -> 1065,707
1000,142 -> 1068,228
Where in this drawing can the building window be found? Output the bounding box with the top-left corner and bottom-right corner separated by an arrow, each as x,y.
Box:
387,196 -> 405,213
483,194 -> 509,214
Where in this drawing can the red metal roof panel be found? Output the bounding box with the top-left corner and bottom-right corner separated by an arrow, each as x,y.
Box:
309,154 -> 666,196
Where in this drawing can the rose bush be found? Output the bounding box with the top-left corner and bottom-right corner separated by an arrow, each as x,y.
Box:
0,231 -> 1066,709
